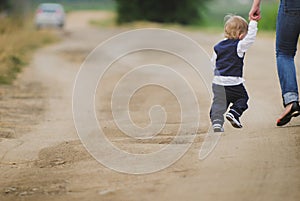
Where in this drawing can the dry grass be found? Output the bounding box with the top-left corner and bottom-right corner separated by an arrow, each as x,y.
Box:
0,18 -> 57,84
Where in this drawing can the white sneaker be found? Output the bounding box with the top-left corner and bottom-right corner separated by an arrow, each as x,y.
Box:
212,124 -> 224,132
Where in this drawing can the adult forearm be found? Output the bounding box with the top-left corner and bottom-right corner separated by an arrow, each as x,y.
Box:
249,0 -> 262,21
252,0 -> 261,7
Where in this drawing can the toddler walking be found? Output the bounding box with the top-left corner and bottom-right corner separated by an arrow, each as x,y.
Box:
210,15 -> 258,132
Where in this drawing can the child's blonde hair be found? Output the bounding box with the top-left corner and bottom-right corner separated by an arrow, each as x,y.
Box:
224,15 -> 248,39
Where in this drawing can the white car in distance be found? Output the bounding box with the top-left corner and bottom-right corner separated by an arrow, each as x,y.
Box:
35,3 -> 65,29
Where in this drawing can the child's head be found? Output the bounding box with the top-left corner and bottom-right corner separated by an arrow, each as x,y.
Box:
224,15 -> 248,40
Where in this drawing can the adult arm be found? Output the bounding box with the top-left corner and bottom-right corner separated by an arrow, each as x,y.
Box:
249,0 -> 262,21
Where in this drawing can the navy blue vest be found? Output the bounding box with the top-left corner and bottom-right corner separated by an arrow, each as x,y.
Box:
214,39 -> 244,77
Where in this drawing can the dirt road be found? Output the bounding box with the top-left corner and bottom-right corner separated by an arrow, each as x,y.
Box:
0,11 -> 300,201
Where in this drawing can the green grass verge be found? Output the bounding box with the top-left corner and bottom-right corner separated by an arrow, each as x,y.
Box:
89,1 -> 278,32
31,0 -> 116,13
258,2 -> 278,31
0,18 -> 57,84
200,0 -> 278,31
63,2 -> 116,12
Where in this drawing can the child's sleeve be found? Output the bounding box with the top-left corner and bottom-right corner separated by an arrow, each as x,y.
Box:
237,20 -> 258,57
211,51 -> 217,69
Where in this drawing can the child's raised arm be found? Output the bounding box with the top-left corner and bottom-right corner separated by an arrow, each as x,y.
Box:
237,20 -> 258,57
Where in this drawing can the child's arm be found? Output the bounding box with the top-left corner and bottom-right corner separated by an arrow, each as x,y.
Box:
237,20 -> 258,57
211,52 -> 217,69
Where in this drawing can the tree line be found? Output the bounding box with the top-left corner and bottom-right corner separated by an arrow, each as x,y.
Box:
1,0 -> 208,25
115,0 -> 208,25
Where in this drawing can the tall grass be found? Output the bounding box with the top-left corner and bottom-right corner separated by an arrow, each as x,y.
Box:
0,18 -> 57,84
63,1 -> 115,12
199,0 -> 251,29
200,0 -> 278,31
90,0 -> 278,33
259,2 -> 278,31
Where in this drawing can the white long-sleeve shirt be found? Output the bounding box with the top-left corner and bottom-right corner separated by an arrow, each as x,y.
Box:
212,20 -> 258,86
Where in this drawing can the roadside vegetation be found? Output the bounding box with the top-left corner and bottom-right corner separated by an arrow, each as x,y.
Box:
201,0 -> 278,31
32,0 -> 115,12
0,0 -> 60,84
115,0 -> 208,25
0,0 -> 114,85
90,0 -> 278,32
0,18 -> 57,84
0,0 -> 278,84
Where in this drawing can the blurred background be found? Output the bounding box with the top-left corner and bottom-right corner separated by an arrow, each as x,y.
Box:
0,0 -> 278,84
0,0 -> 279,28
